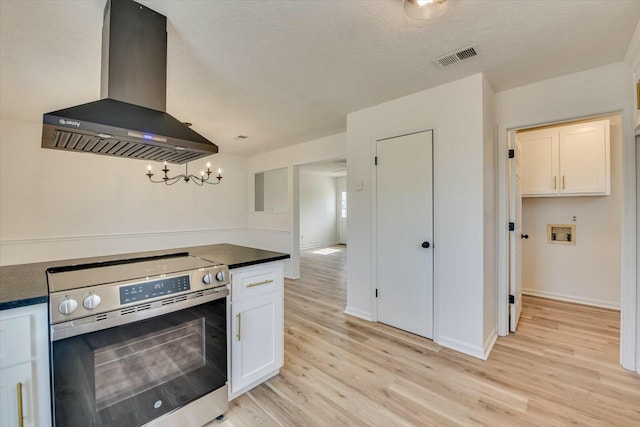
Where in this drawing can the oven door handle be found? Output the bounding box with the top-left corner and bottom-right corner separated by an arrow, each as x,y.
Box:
51,287 -> 229,341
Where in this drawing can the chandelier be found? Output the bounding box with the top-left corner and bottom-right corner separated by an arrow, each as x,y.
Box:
146,161 -> 223,186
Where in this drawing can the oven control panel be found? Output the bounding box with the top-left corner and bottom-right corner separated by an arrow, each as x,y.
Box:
120,275 -> 191,304
49,263 -> 230,325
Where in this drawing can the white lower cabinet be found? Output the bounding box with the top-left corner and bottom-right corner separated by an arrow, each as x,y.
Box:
0,303 -> 51,427
229,262 -> 284,399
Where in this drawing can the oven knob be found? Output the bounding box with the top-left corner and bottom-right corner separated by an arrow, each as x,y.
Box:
215,271 -> 226,282
202,272 -> 213,285
83,294 -> 102,310
58,298 -> 78,315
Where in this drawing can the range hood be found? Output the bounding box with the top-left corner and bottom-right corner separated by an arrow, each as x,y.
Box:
41,0 -> 218,164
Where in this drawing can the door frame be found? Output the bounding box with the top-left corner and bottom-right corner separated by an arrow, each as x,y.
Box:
291,157 -> 347,276
370,127 -> 440,343
497,111 -> 637,372
508,131 -> 523,332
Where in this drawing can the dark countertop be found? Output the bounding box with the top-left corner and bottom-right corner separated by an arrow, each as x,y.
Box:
0,243 -> 289,311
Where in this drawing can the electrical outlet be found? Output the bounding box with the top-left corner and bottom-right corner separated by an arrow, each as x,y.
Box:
571,216 -> 577,222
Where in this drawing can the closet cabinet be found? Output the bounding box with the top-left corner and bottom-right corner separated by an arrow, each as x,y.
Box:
519,119 -> 610,197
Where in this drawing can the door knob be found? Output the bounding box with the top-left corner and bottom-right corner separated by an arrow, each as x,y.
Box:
521,234 -> 529,239
421,241 -> 430,248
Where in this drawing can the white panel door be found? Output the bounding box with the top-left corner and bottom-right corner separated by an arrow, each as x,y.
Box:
509,133 -> 523,332
519,129 -> 559,196
376,131 -> 433,339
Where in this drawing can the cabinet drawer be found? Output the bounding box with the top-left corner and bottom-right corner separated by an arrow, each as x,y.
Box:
231,263 -> 283,301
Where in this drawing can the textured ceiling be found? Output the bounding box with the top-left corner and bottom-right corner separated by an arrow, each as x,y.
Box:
1,0 -> 639,156
300,160 -> 348,177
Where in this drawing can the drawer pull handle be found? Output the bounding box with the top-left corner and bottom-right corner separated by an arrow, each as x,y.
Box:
236,313 -> 242,341
562,175 -> 566,190
17,382 -> 24,427
554,176 -> 557,190
246,279 -> 274,288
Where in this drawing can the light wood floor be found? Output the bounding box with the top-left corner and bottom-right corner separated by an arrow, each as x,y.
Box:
223,246 -> 640,426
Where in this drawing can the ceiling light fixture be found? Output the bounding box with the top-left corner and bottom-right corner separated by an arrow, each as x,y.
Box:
403,0 -> 458,20
146,161 -> 223,186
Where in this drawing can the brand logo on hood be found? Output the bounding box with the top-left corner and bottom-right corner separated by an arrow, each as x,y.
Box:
59,119 -> 81,127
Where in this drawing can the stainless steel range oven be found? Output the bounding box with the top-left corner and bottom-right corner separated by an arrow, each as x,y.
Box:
47,253 -> 229,427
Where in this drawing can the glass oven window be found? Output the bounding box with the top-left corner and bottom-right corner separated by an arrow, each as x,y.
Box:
94,318 -> 206,411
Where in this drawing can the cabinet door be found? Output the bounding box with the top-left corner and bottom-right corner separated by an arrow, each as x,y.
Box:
519,129 -> 559,196
230,293 -> 283,395
559,120 -> 610,195
0,362 -> 34,427
0,304 -> 51,427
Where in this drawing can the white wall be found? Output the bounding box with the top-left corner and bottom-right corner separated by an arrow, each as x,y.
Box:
299,171 -> 337,249
0,118 -> 248,266
263,168 -> 289,213
495,62 -> 637,371
246,133 -> 347,277
521,114 -> 622,309
347,73 -> 495,359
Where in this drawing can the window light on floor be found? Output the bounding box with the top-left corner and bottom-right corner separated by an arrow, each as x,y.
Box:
312,248 -> 341,255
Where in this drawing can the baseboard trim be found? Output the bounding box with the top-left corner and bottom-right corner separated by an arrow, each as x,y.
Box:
522,288 -> 620,310
437,335 -> 486,360
244,227 -> 291,235
483,329 -> 498,360
344,306 -> 373,321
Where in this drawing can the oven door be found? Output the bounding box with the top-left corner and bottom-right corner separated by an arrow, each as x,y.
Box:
51,293 -> 227,427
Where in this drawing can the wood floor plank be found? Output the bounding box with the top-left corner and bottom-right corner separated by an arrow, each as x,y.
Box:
225,245 -> 640,426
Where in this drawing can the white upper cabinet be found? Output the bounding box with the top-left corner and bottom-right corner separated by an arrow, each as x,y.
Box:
520,129 -> 559,195
519,119 -> 610,197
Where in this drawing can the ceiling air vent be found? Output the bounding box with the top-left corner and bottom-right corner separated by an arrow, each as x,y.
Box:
433,44 -> 479,68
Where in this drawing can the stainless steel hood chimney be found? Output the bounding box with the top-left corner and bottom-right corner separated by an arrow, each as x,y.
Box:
41,0 -> 218,164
